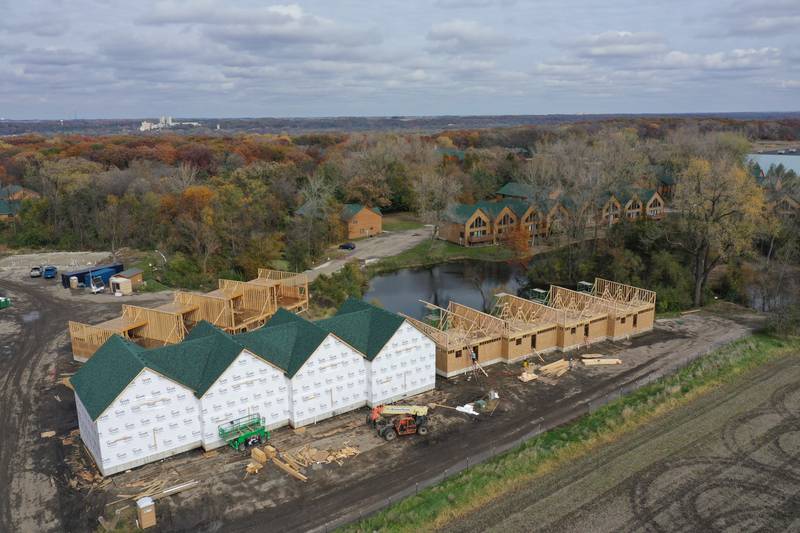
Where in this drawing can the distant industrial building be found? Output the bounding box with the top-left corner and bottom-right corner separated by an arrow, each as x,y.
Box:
139,116 -> 201,132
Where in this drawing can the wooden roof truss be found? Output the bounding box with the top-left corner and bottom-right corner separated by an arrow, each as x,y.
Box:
592,277 -> 656,309
404,300 -> 505,352
548,285 -> 622,322
492,293 -> 563,333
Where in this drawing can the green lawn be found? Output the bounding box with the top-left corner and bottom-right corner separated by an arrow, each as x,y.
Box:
342,334 -> 800,532
382,212 -> 425,232
369,239 -> 518,274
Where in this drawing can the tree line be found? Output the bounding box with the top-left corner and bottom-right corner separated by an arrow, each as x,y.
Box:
0,121 -> 798,312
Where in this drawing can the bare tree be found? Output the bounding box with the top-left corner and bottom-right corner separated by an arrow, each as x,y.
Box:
412,172 -> 462,239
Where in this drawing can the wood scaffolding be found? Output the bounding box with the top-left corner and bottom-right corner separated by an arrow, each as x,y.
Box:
69,268 -> 309,360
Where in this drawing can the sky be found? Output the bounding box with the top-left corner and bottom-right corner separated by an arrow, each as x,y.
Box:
0,0 -> 798,119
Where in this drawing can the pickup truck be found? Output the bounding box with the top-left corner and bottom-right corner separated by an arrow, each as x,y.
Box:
43,266 -> 58,279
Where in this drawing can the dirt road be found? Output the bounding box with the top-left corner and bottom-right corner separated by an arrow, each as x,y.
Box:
0,274 -> 171,532
442,353 -> 800,533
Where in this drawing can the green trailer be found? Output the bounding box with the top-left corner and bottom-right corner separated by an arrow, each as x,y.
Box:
218,413 -> 269,451
0,297 -> 11,310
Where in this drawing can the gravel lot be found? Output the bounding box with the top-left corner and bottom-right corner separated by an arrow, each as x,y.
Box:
304,227 -> 431,280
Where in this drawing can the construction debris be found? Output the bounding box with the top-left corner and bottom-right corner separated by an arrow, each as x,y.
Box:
456,404 -> 480,416
272,457 -> 308,482
518,371 -> 537,382
244,462 -> 263,476
284,444 -> 361,467
583,358 -> 622,366
40,430 -> 56,438
539,359 -> 570,378
581,353 -> 603,359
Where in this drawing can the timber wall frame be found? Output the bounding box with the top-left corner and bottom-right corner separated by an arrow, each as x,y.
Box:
409,279 -> 658,377
121,305 -> 187,344
69,322 -> 117,362
254,269 -> 309,313
69,268 -> 308,360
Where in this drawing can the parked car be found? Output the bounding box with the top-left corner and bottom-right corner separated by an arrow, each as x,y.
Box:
339,242 -> 356,250
43,265 -> 58,279
29,266 -> 42,278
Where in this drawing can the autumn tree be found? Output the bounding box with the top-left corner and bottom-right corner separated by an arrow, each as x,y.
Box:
671,157 -> 763,306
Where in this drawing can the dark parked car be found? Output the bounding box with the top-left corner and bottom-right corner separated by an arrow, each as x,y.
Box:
339,242 -> 356,250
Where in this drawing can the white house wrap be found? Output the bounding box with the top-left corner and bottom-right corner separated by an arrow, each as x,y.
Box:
71,299 -> 436,475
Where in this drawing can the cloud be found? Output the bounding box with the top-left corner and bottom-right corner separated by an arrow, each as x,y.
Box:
709,0 -> 800,36
653,47 -> 780,70
138,1 -> 307,26
427,19 -> 520,54
434,0 -> 517,7
565,31 -> 666,58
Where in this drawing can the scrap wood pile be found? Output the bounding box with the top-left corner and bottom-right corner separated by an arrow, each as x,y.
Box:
62,429 -> 105,489
108,479 -> 199,506
284,443 -> 361,467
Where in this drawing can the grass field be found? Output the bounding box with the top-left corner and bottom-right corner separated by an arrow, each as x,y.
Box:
343,334 -> 800,533
382,212 -> 425,232
369,238 -> 518,274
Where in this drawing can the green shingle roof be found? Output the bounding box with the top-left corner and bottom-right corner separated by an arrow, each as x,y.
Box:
72,301 -> 410,419
70,336 -> 148,420
443,203 -> 485,223
71,325 -> 245,420
0,199 -> 20,216
315,298 -> 405,360
444,199 -> 532,224
341,203 -> 365,221
496,182 -> 536,199
237,309 -> 329,378
339,203 -> 380,220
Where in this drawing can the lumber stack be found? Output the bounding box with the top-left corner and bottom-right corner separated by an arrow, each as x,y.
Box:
518,371 -> 537,383
539,359 -> 570,378
582,358 -> 622,366
251,447 -> 267,464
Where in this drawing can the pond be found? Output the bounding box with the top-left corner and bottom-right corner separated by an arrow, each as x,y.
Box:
364,260 -> 527,319
748,153 -> 800,174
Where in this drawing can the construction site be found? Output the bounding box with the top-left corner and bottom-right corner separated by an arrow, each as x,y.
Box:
0,262 -> 775,533
403,277 -> 656,377
67,269 -> 309,361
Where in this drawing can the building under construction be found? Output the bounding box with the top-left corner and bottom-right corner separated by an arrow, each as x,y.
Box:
405,278 -> 656,377
68,269 -> 309,361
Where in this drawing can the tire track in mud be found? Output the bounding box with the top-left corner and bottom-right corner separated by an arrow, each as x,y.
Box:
623,361 -> 800,532
443,356 -> 799,533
